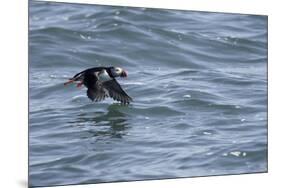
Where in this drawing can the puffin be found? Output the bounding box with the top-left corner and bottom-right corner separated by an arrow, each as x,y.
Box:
64,66 -> 133,105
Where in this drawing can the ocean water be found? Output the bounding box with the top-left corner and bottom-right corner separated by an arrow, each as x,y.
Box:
29,1 -> 268,187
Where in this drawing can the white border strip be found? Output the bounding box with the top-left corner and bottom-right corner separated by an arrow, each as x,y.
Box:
2,0 -> 280,188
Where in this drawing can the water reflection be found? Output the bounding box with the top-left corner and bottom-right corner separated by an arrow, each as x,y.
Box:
70,104 -> 130,139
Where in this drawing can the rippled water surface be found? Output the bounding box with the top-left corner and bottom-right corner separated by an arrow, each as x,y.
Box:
29,1 -> 268,187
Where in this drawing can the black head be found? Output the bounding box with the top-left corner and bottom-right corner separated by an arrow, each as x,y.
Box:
109,67 -> 127,78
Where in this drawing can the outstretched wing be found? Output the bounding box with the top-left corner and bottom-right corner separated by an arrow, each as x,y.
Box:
103,79 -> 132,104
86,81 -> 108,102
84,71 -> 108,102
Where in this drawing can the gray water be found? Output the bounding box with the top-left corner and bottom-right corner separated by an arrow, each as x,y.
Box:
29,1 -> 268,187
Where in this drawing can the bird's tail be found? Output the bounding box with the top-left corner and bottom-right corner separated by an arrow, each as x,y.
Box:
64,70 -> 85,86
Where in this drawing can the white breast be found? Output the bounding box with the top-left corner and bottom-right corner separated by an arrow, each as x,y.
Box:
98,70 -> 112,82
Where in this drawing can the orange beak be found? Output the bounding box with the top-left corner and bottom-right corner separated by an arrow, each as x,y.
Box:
121,70 -> 127,77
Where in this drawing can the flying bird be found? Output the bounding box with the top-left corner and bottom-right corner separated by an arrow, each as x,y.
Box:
64,66 -> 132,105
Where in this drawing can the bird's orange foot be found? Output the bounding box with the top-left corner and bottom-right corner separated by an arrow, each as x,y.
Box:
64,79 -> 74,86
76,82 -> 83,88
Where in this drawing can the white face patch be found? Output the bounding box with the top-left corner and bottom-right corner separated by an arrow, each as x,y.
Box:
111,67 -> 123,77
115,67 -> 122,74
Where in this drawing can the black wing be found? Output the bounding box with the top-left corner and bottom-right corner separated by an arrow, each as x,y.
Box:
72,67 -> 107,81
87,87 -> 108,102
103,79 -> 132,105
84,70 -> 108,102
